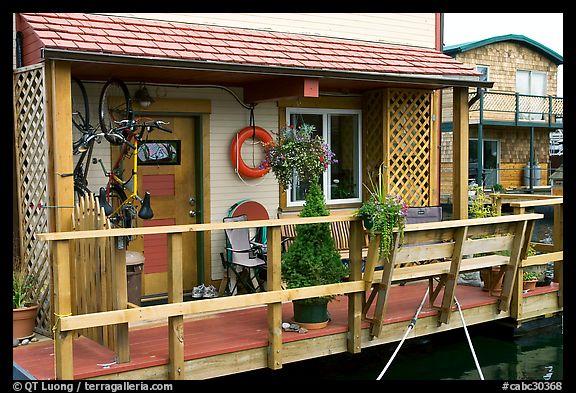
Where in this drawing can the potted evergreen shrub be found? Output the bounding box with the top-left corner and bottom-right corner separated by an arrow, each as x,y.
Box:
264,123 -> 347,329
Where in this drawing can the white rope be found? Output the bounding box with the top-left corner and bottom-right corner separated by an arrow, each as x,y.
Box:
454,296 -> 485,380
376,286 -> 430,380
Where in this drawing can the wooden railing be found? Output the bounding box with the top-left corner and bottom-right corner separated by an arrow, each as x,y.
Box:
39,215 -> 366,379
37,210 -> 562,380
492,194 -> 564,320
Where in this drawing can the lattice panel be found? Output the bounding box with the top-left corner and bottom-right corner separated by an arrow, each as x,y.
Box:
362,89 -> 384,198
518,95 -> 548,114
387,89 -> 432,207
13,64 -> 52,337
551,97 -> 563,115
482,93 -> 516,112
362,90 -> 384,200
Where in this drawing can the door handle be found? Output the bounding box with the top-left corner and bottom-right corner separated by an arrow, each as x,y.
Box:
189,210 -> 197,217
189,197 -> 196,206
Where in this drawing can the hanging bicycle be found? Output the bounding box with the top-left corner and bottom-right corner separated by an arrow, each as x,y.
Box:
97,79 -> 172,247
71,77 -> 102,199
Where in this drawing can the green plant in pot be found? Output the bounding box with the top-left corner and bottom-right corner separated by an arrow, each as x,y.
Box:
522,270 -> 540,292
356,163 -> 408,259
13,253 -> 39,343
264,123 -> 347,328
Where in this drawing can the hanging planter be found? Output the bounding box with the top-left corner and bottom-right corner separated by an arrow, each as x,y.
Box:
230,126 -> 273,178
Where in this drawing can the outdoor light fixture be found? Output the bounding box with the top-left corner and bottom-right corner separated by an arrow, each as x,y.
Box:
134,84 -> 155,108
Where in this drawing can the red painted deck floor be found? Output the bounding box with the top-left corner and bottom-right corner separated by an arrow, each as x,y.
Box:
13,282 -> 559,380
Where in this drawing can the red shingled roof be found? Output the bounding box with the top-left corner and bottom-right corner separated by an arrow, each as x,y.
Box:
18,13 -> 480,78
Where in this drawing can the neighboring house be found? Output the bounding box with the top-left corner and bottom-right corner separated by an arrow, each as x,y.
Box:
13,13 -> 487,335
440,34 -> 563,202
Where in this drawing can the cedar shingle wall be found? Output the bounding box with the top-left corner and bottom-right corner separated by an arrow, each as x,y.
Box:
441,41 -> 560,123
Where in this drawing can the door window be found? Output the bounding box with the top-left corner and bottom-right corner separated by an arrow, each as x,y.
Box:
469,139 -> 499,187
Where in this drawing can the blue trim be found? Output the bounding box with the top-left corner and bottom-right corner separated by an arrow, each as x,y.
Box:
444,34 -> 563,65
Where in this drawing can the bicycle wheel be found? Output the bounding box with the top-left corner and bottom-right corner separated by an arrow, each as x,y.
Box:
71,77 -> 90,132
98,78 -> 132,135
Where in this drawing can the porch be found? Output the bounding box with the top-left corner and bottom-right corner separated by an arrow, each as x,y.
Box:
13,282 -> 560,380
12,14 -> 562,381
15,194 -> 562,380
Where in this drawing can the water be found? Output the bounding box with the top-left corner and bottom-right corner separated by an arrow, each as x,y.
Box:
216,320 -> 563,381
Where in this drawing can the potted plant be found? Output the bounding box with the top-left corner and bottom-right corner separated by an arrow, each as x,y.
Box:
356,163 -> 408,259
264,123 -> 346,329
13,254 -> 39,343
523,270 -> 540,292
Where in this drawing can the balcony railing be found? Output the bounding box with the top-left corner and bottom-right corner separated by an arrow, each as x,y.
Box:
468,90 -> 563,127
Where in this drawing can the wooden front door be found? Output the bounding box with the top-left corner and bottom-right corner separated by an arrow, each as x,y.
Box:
127,115 -> 197,298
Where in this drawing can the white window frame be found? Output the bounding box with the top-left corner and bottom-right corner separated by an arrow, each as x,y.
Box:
285,107 -> 362,207
475,65 -> 490,83
516,69 -> 547,120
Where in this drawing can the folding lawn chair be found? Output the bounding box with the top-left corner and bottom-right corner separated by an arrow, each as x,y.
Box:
220,214 -> 267,295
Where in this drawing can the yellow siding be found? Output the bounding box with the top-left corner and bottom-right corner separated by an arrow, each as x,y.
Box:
101,13 -> 437,48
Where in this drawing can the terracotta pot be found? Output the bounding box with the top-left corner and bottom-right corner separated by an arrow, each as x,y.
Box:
523,279 -> 538,292
13,304 -> 38,340
481,267 -> 503,296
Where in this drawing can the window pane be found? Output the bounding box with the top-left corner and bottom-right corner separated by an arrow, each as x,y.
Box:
289,113 -> 323,202
483,140 -> 499,187
530,72 -> 547,95
516,70 -> 530,94
468,140 -> 478,183
329,114 -> 359,200
476,65 -> 489,82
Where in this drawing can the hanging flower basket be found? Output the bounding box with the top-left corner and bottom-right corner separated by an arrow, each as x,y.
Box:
356,163 -> 408,258
262,124 -> 337,191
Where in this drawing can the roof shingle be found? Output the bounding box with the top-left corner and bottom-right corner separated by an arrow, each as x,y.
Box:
19,12 -> 481,78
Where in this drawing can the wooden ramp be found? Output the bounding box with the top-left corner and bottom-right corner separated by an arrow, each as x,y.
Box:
13,283 -> 559,380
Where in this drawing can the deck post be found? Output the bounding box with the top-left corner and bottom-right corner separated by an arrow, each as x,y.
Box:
452,86 -> 469,219
168,233 -> 184,379
53,240 -> 74,380
511,219 -> 536,321
266,225 -> 283,369
553,204 -> 563,307
113,247 -> 130,362
347,220 -> 364,353
45,59 -> 75,380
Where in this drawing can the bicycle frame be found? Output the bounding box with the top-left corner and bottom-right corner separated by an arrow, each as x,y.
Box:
105,130 -> 143,218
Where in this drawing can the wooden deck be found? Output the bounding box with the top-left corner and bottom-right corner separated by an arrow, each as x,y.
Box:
13,282 -> 560,380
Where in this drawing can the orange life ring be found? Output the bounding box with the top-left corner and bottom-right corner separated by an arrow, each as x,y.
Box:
230,126 -> 273,178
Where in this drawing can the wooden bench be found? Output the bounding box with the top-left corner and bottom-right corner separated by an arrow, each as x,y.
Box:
362,213 -> 543,338
279,206 -> 442,262
278,210 -> 370,259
